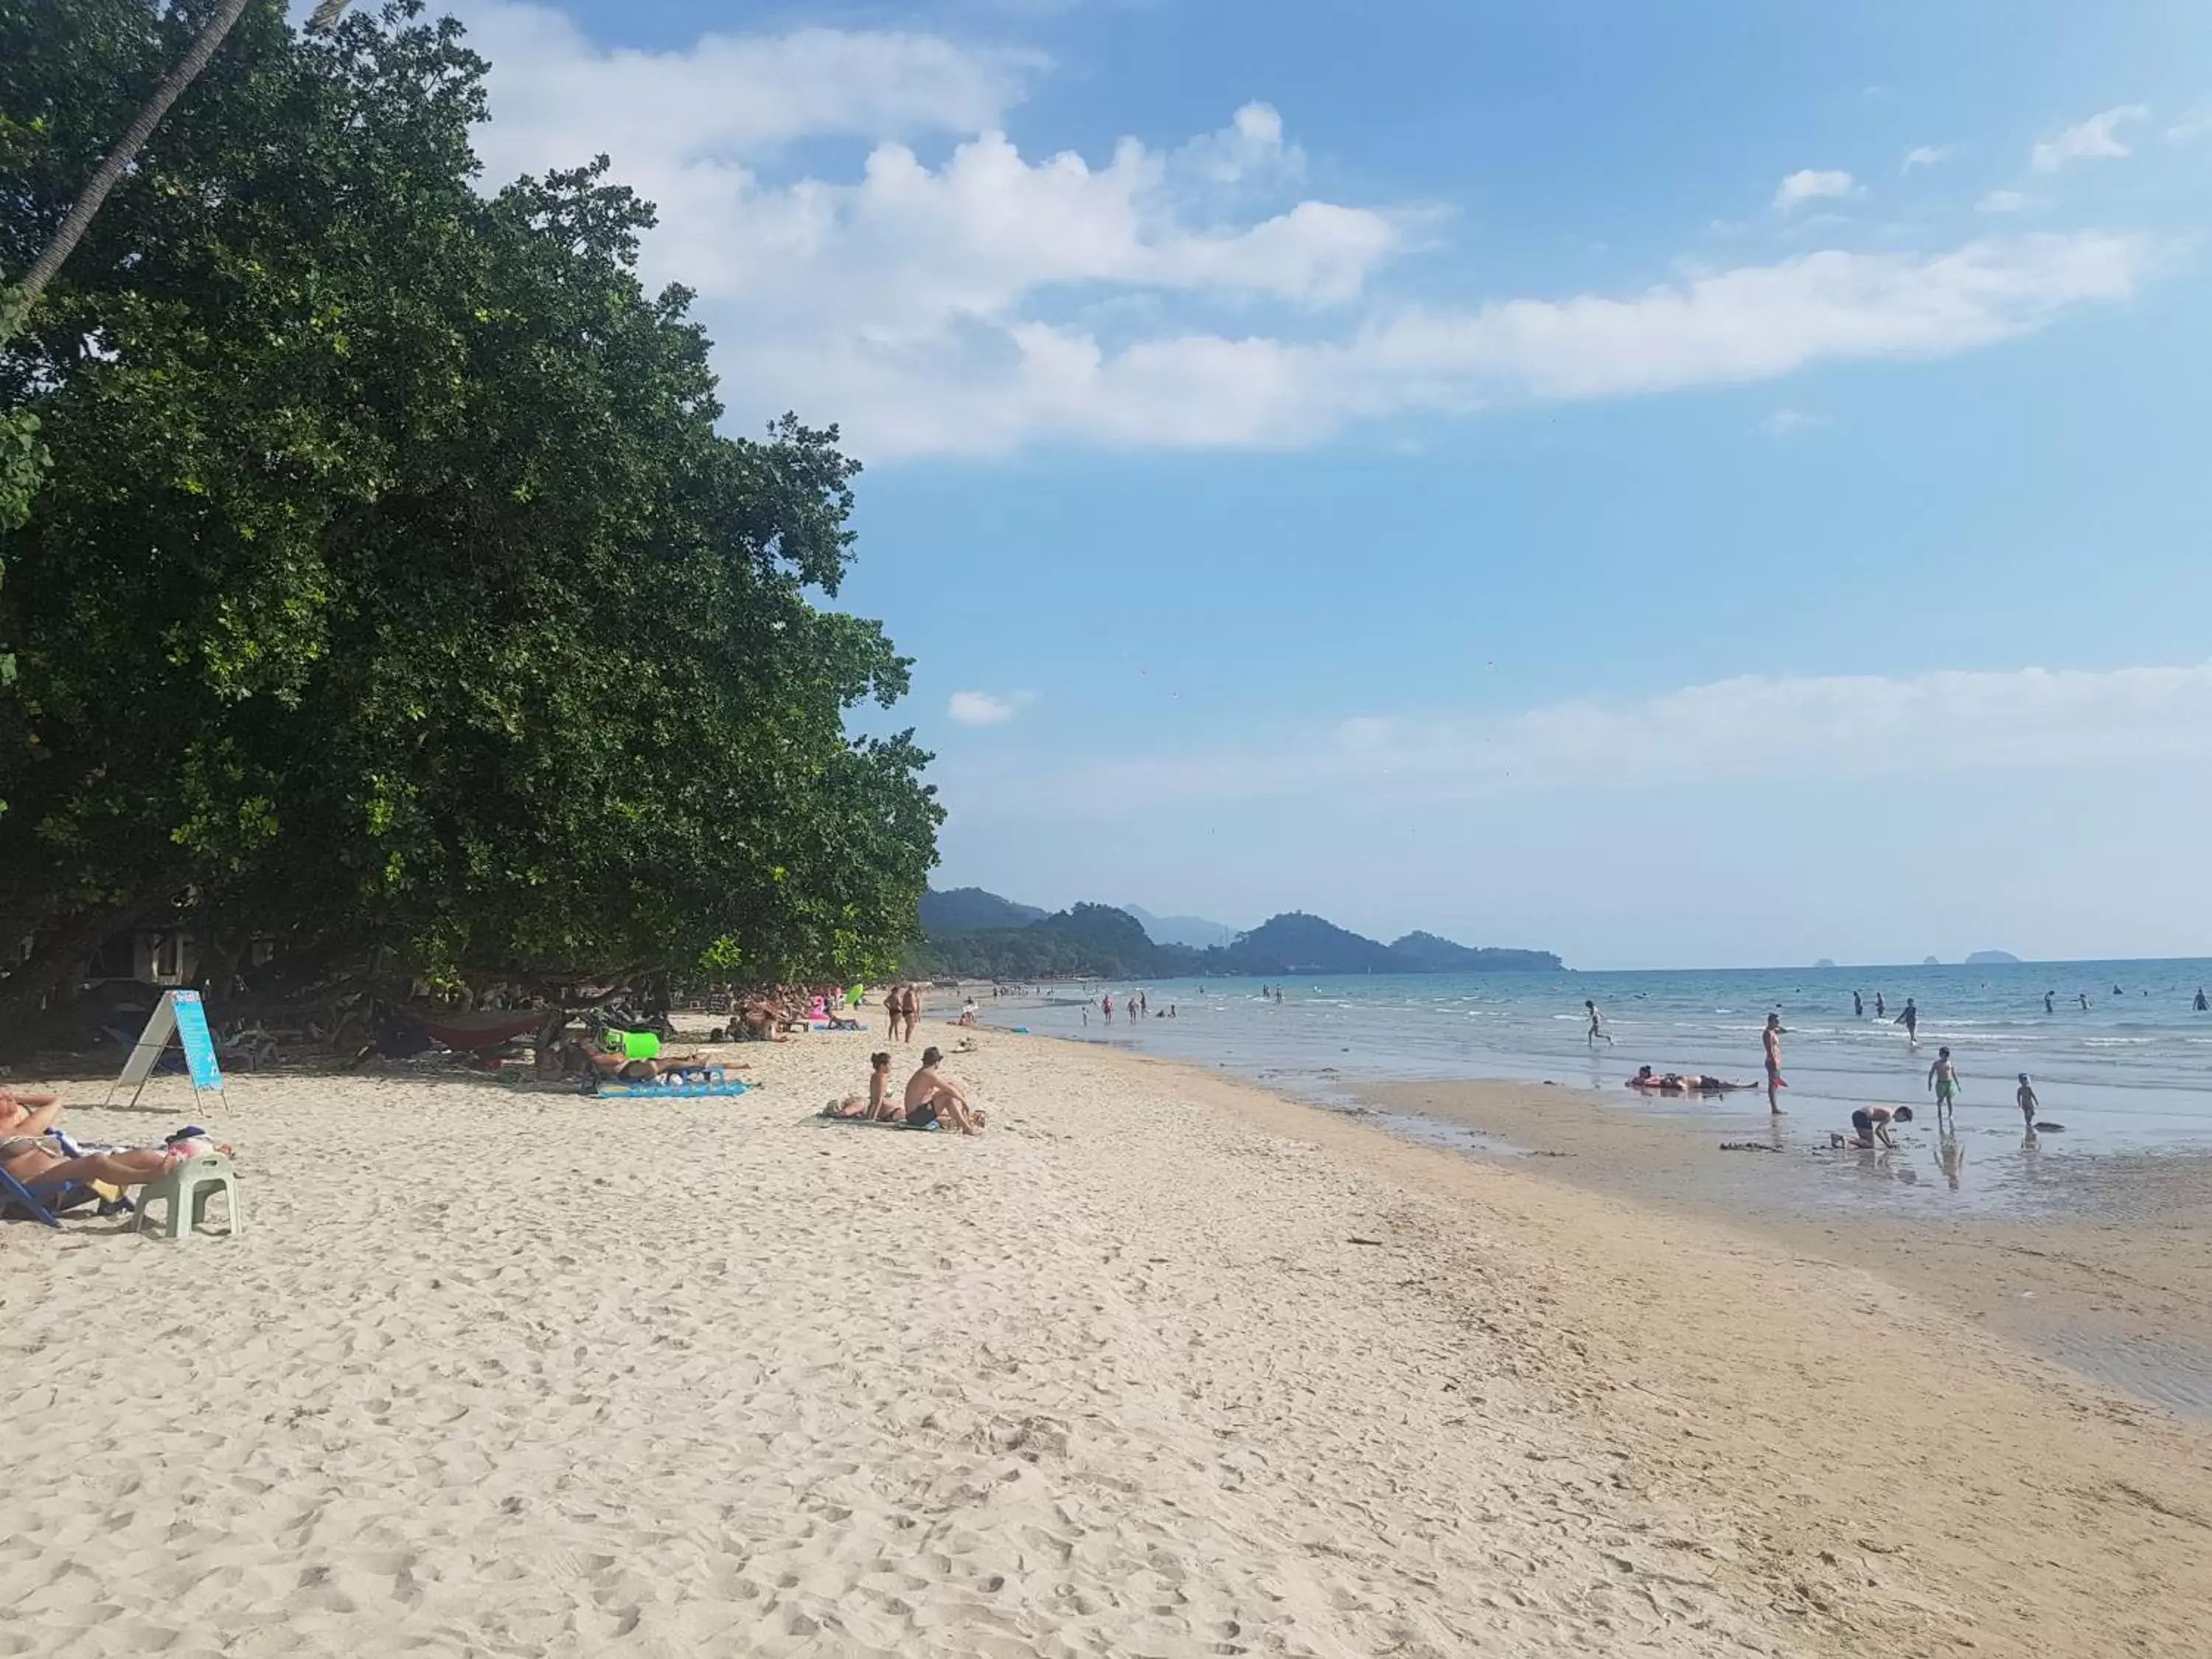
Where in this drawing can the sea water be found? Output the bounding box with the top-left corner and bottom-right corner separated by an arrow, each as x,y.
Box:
987,959 -> 2212,1155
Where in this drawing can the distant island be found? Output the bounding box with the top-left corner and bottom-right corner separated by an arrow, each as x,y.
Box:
1922,956 -> 1942,966
907,890 -> 1562,981
1965,950 -> 2022,964
1814,958 -> 1837,968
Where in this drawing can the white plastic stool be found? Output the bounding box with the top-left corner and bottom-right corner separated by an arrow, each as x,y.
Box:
135,1153 -> 243,1240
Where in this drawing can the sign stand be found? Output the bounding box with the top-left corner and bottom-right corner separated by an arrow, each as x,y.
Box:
105,988 -> 226,1111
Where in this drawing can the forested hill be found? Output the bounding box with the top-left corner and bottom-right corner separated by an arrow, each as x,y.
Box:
918,888 -> 1049,933
905,899 -> 1561,980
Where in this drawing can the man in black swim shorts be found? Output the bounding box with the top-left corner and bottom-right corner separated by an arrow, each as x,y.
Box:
903,1047 -> 984,1134
1836,1104 -> 1911,1149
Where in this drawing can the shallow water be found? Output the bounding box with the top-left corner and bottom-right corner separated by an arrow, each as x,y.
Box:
989,958 -> 2212,1157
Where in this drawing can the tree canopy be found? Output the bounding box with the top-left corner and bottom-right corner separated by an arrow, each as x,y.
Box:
0,0 -> 940,1031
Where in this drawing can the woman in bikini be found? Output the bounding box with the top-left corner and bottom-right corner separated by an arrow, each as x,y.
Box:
0,1090 -> 194,1200
824,1053 -> 899,1120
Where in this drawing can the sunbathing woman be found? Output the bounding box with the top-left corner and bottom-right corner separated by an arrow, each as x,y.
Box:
0,1091 -> 205,1197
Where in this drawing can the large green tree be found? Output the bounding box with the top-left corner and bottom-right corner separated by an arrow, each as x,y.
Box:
0,1 -> 939,1034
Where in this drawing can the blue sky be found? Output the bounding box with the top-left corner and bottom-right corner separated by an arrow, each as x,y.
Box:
445,0 -> 2212,967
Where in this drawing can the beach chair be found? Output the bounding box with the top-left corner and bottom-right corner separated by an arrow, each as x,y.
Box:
0,1164 -> 69,1227
134,1152 -> 243,1240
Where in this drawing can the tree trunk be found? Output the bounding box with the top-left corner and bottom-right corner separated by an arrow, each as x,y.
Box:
7,0 -> 256,318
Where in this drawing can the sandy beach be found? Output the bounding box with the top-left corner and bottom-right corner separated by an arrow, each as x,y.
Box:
6,1029 -> 2211,1658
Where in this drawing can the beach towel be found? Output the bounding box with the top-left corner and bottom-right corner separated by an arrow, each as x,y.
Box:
594,1069 -> 751,1099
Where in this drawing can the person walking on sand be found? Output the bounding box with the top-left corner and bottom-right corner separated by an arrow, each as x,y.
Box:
1898,997 -> 1919,1048
1761,1013 -> 1788,1114
1585,1000 -> 1613,1046
1927,1046 -> 1961,1128
2015,1073 -> 2040,1133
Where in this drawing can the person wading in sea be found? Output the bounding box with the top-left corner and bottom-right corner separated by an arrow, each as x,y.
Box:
1762,1014 -> 1787,1114
1927,1046 -> 1961,1128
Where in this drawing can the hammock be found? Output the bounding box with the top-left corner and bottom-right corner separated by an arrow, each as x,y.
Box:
414,1009 -> 544,1053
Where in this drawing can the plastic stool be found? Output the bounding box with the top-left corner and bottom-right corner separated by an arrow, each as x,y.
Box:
135,1153 -> 243,1240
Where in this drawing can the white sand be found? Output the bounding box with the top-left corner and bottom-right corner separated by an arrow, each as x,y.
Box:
4,1029 -> 2208,1657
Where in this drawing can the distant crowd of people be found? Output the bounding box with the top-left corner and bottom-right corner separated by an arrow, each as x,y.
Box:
1587,973 -> 2189,1156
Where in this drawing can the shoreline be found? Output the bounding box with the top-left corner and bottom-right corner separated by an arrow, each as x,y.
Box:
983,987 -> 2212,1416
1023,1035 -> 2212,1654
7,1027 -> 2211,1655
1346,1074 -> 2212,1419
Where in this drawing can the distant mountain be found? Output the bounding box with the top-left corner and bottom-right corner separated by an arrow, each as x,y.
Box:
1922,956 -> 1942,966
1965,950 -> 2020,964
1123,904 -> 1239,950
1388,931 -> 1561,974
904,900 -> 1562,981
918,887 -> 1048,935
1229,912 -> 1399,975
907,911 -> 1566,987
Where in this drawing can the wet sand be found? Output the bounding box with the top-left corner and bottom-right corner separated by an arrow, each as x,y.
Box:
1355,1076 -> 2212,1417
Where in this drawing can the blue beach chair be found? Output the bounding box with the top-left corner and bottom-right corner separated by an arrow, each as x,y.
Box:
0,1130 -> 131,1226
0,1164 -> 85,1227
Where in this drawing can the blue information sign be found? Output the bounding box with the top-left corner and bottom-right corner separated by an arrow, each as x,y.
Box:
170,990 -> 226,1092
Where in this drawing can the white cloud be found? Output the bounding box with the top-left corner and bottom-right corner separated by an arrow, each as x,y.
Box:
2031,105 -> 2148,171
988,666 -> 2212,815
1976,189 -> 2034,214
457,3 -> 1041,180
1760,407 -> 1823,435
1901,145 -> 1952,172
453,6 -> 2155,457
1773,169 -> 1857,209
948,690 -> 1023,726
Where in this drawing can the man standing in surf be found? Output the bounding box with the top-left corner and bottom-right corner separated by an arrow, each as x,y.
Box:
1762,1013 -> 1787,1114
